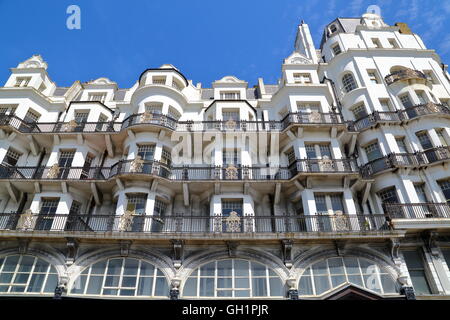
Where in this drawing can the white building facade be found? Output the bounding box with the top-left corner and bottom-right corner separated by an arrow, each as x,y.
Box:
0,13 -> 450,300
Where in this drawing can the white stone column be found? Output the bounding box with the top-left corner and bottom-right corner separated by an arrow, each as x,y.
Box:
301,189 -> 317,232
143,192 -> 156,232
428,129 -> 442,148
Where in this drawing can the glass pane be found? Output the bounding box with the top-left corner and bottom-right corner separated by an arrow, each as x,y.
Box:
252,278 -> 267,297
217,278 -> 232,289
34,260 -> 49,273
137,277 -> 153,296
13,273 -> 30,284
328,258 -> 344,274
10,285 -> 26,292
312,261 -> 328,275
0,285 -> 8,292
119,289 -> 135,296
71,275 -> 87,294
183,278 -> 197,296
199,278 -> 214,296
3,256 -> 19,272
104,276 -> 120,287
91,261 -> 107,275
235,278 -> 249,289
409,271 -> 431,295
139,262 -> 154,276
0,272 -> 13,283
344,257 -> 360,274
103,289 -> 118,296
27,274 -> 46,292
107,259 -> 123,276
234,290 -> 250,297
313,275 -> 330,295
331,275 -> 346,287
363,274 -> 382,293
200,262 -> 215,276
380,274 -> 397,293
217,260 -> 232,276
269,278 -> 283,296
123,259 -> 139,276
251,262 -> 266,277
217,290 -> 232,297
18,256 -> 35,273
43,274 -> 58,293
86,275 -> 103,294
154,277 -> 168,296
347,274 -> 364,287
234,260 -> 249,276
122,276 -> 137,288
403,251 -> 424,269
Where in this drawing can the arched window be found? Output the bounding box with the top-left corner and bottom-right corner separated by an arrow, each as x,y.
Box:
298,256 -> 398,296
342,73 -> 358,93
182,259 -> 284,298
70,257 -> 169,297
0,255 -> 58,294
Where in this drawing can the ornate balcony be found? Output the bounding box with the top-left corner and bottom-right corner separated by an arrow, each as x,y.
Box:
360,153 -> 420,178
0,158 -> 360,182
384,203 -> 450,220
353,111 -> 401,131
0,212 -> 390,235
0,110 -> 349,136
352,103 -> 450,132
295,158 -> 359,174
384,68 -> 428,86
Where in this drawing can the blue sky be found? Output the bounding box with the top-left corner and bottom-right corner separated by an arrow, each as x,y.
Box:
0,0 -> 449,88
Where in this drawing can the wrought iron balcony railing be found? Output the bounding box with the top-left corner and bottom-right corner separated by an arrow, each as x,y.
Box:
360,148 -> 450,178
384,68 -> 428,86
0,213 -> 390,234
384,203 -> 450,219
0,158 -> 360,182
0,110 -> 348,135
352,103 -> 450,131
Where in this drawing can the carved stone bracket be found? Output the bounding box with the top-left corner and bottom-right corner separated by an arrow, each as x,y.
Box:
334,240 -> 346,256
18,238 -> 30,254
170,278 -> 181,300
389,238 -> 401,264
171,239 -> 184,268
422,230 -> 440,257
17,210 -> 35,230
119,240 -> 132,257
65,237 -> 79,265
400,286 -> 416,300
226,241 -> 239,257
130,156 -> 144,173
281,239 -> 293,268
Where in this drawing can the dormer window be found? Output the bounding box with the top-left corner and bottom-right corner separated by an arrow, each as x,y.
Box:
0,105 -> 17,115
220,91 -> 240,100
171,80 -> 183,91
331,44 -> 341,56
388,38 -> 399,49
38,82 -> 46,92
14,77 -> 31,87
88,92 -> 107,103
152,76 -> 166,85
371,38 -> 382,48
293,73 -> 312,84
329,24 -> 337,34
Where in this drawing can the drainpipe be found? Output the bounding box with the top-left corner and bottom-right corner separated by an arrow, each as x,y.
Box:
322,76 -> 342,114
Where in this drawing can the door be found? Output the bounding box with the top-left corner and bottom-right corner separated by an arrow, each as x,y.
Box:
221,200 -> 243,233
65,201 -> 82,231
126,194 -> 147,232
58,151 -> 75,179
35,199 -> 59,230
151,199 -> 167,232
315,195 -> 332,231
74,111 -> 89,132
80,155 -> 94,179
